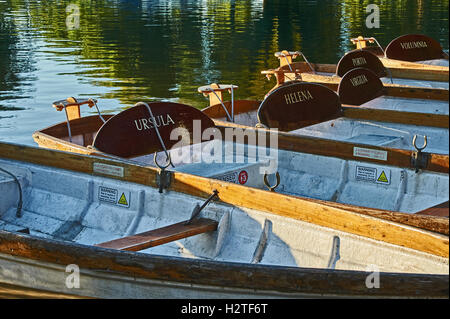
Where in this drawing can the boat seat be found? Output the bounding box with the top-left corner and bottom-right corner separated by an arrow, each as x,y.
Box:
95,218 -> 218,251
52,97 -> 97,121
198,84 -> 239,110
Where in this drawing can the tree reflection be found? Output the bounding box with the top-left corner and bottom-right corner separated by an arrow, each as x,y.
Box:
0,0 -> 448,110
0,0 -> 36,108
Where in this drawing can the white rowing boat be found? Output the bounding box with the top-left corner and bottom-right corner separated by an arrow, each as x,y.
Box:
0,142 -> 448,298
32,92 -> 449,218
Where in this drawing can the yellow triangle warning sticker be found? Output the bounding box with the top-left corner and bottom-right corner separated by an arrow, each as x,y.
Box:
118,192 -> 128,206
377,171 -> 389,183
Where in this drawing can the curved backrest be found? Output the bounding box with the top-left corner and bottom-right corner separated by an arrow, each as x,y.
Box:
338,68 -> 385,106
257,82 -> 342,131
385,34 -> 445,62
93,102 -> 216,158
336,49 -> 387,78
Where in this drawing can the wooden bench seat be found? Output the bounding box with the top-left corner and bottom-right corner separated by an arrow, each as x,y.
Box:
95,218 -> 218,251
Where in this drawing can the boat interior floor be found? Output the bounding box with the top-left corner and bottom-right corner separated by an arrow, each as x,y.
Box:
415,59 -> 449,67
0,159 -> 448,275
293,118 -> 448,155
360,96 -> 449,115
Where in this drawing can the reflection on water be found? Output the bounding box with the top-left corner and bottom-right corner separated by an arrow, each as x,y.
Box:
0,0 -> 448,144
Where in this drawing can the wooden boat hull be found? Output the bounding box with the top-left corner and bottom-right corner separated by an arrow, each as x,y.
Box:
0,143 -> 448,298
0,239 -> 448,299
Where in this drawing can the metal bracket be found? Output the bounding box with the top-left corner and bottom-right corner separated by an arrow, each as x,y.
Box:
156,169 -> 172,194
411,135 -> 429,173
185,190 -> 219,225
327,236 -> 341,270
154,153 -> 173,193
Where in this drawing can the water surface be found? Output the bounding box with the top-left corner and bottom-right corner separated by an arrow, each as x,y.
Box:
0,0 -> 448,144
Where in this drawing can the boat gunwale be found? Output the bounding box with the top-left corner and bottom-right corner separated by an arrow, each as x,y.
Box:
0,230 -> 448,298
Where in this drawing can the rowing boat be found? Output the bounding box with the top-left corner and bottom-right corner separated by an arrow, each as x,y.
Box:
265,66 -> 449,116
199,79 -> 449,154
262,34 -> 449,90
351,34 -> 449,67
32,94 -> 449,223
0,142 -> 448,298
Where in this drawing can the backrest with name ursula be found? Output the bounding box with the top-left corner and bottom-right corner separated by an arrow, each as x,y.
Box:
93,102 -> 216,158
257,82 -> 342,131
338,68 -> 385,106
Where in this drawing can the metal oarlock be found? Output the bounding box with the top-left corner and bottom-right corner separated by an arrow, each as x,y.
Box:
263,172 -> 281,192
411,135 -> 429,173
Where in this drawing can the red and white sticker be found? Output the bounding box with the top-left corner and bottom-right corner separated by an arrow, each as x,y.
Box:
238,171 -> 248,185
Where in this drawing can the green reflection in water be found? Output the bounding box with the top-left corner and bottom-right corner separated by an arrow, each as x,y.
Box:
0,0 -> 448,117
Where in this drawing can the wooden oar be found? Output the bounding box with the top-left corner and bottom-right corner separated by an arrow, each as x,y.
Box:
95,218 -> 218,251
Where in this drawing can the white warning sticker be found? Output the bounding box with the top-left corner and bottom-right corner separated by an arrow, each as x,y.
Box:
93,163 -> 124,178
98,186 -> 130,208
355,166 -> 377,182
353,147 -> 388,161
356,166 -> 391,185
213,171 -> 238,184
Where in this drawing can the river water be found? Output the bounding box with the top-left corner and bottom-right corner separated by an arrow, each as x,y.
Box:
0,0 -> 448,145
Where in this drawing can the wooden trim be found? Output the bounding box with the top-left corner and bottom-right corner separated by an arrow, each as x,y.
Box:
314,200 -> 448,235
1,142 -> 447,258
0,282 -> 91,299
388,67 -> 449,82
383,86 -> 449,101
0,231 -> 447,298
342,106 -> 449,128
33,132 -> 100,155
95,218 -> 218,251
